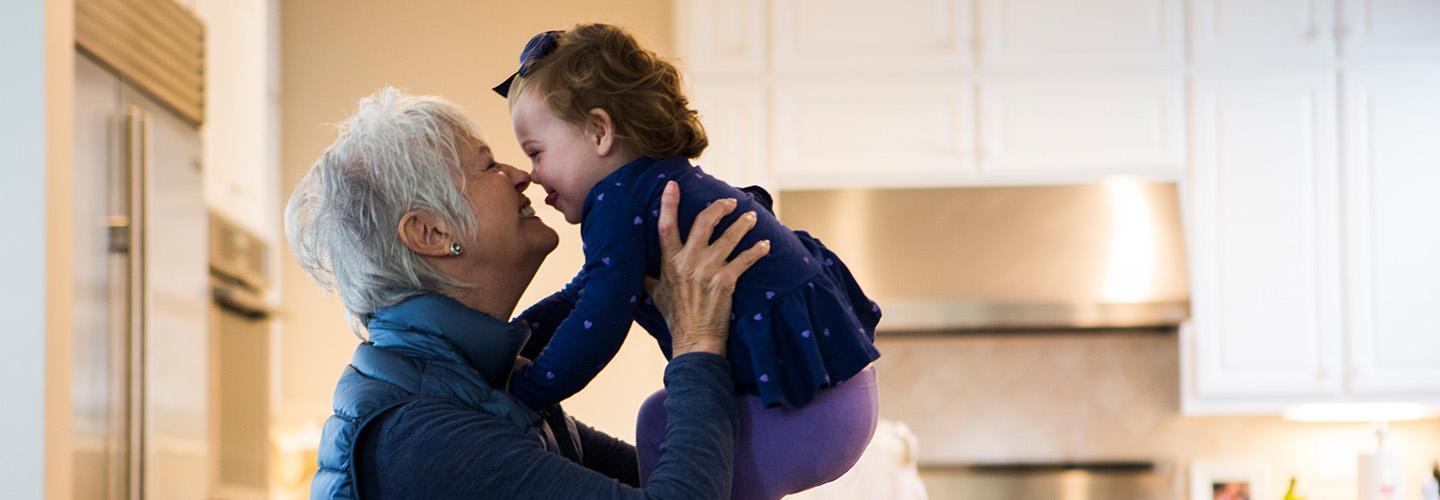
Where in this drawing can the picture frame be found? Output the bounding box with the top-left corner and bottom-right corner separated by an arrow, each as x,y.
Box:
1190,460 -> 1271,500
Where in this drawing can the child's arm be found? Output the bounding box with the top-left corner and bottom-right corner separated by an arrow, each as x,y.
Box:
513,270 -> 584,360
508,196 -> 648,411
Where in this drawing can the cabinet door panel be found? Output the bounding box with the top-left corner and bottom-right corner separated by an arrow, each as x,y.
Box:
1190,0 -> 1335,65
772,81 -> 976,189
1341,0 -> 1440,62
1188,73 -> 1342,400
978,75 -> 1184,180
772,0 -> 972,73
675,0 -> 765,75
1343,67 -> 1440,394
979,0 -> 1182,67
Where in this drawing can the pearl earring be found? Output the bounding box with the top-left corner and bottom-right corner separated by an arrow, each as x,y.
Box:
450,242 -> 463,256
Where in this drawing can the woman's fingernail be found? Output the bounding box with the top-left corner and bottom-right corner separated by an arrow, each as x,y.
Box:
745,211 -> 757,220
760,239 -> 771,247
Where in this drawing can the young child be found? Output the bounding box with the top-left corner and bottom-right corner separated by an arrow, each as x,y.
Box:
498,25 -> 882,499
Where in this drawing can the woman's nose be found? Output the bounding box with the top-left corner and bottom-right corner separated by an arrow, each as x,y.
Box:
502,164 -> 532,192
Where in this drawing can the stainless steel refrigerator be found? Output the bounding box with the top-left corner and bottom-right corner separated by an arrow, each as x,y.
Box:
72,52 -> 210,500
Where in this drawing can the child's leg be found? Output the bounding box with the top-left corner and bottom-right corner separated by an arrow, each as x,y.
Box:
636,388 -> 669,486
636,367 -> 880,499
732,366 -> 879,499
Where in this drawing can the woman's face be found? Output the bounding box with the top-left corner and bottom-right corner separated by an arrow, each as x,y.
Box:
452,133 -> 558,267
510,88 -> 612,224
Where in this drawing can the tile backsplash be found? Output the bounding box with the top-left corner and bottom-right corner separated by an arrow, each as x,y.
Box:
874,332 -> 1440,499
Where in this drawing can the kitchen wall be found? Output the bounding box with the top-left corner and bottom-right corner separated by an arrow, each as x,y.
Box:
875,332 -> 1440,499
277,0 -> 678,473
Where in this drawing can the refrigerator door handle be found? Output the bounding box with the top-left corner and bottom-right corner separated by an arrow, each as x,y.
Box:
125,105 -> 148,500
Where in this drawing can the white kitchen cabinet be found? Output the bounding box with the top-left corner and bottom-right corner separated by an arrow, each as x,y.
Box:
675,0 -> 1440,193
977,75 -> 1184,181
771,80 -> 976,189
1185,68 -> 1440,414
1189,0 -> 1336,66
195,0 -> 278,242
977,0 -> 1183,68
1341,66 -> 1440,396
1184,73 -> 1343,412
673,0 -> 765,76
688,81 -> 770,190
1340,0 -> 1440,62
771,0 -> 972,74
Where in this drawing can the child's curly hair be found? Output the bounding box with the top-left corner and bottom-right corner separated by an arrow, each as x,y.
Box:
509,23 -> 708,159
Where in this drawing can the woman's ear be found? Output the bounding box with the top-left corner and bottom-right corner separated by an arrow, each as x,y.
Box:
587,108 -> 617,157
397,209 -> 455,257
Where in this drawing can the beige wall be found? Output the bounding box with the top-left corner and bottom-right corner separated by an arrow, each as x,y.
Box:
277,0 -> 676,453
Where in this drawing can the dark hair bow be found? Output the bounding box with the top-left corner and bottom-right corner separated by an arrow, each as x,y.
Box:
492,30 -> 565,98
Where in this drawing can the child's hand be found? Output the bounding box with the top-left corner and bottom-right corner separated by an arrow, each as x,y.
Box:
649,181 -> 769,357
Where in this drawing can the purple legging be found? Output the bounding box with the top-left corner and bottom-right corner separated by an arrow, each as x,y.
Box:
636,366 -> 879,500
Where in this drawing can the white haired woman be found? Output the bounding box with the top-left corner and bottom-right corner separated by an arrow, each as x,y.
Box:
286,87 -> 769,499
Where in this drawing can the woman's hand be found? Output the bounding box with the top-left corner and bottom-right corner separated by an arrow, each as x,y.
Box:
647,181 -> 770,357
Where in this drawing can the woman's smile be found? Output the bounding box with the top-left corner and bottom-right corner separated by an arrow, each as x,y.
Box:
519,198 -> 537,219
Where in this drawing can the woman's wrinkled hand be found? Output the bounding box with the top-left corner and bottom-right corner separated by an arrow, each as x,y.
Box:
646,181 -> 770,357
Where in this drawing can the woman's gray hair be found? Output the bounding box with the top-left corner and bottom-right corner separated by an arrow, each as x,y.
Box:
285,86 -> 480,335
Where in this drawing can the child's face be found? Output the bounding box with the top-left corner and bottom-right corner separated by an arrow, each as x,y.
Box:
510,88 -> 611,225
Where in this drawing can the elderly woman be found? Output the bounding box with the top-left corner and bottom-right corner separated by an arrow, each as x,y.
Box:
286,87 -> 769,499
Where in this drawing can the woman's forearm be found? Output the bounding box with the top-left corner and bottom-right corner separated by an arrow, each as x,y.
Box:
639,352 -> 738,500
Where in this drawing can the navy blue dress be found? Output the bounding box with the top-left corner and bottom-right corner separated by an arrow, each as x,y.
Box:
511,156 -> 881,409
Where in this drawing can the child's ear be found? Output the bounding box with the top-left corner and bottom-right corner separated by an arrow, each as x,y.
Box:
587,108 -> 617,156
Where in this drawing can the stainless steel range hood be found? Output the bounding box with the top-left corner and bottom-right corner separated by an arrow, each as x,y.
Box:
777,179 -> 1190,332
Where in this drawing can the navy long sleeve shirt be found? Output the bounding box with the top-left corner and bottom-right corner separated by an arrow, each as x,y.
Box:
511,156 -> 882,410
356,353 -> 738,499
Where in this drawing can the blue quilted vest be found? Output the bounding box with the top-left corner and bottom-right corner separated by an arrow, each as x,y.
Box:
310,293 -> 581,499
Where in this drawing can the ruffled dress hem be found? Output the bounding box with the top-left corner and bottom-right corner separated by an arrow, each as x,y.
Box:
726,231 -> 882,409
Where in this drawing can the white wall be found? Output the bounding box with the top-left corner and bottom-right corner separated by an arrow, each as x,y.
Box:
0,1 -> 50,498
